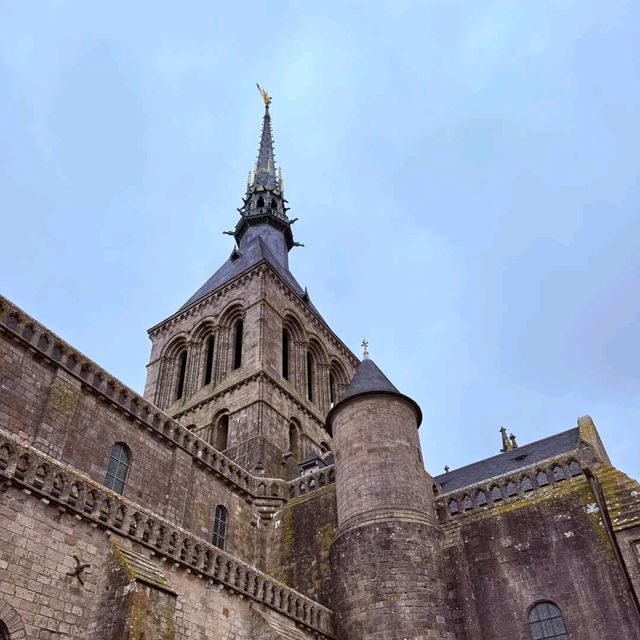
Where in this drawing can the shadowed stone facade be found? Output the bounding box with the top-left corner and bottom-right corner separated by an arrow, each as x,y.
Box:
1,97 -> 640,639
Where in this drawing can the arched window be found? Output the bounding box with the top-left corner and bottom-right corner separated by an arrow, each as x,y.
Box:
233,320 -> 243,370
537,470 -> 550,487
568,460 -> 582,477
0,621 -> 9,640
215,414 -> 229,451
176,349 -> 188,400
104,443 -> 131,495
257,196 -> 264,208
329,372 -> 337,405
521,476 -> 534,492
204,335 -> 215,385
306,351 -> 314,402
477,490 -> 488,506
491,486 -> 503,502
528,602 -> 569,640
282,328 -> 290,380
270,198 -> 277,210
212,505 -> 228,549
289,422 -> 300,459
553,465 -> 566,482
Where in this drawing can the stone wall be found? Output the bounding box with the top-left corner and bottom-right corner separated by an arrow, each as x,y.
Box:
0,306 -> 259,562
442,475 -> 640,639
268,483 -> 337,608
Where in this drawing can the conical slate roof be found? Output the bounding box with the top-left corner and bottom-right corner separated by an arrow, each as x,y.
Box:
326,357 -> 422,434
341,357 -> 400,401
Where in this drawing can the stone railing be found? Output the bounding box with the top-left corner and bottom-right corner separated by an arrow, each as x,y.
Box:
0,429 -> 335,638
288,465 -> 335,499
0,296 -> 291,502
436,456 -> 585,521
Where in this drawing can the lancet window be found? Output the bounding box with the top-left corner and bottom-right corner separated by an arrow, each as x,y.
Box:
204,335 -> 215,385
104,443 -> 131,495
212,505 -> 228,550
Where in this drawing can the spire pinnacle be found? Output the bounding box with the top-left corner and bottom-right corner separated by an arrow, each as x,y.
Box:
252,85 -> 279,190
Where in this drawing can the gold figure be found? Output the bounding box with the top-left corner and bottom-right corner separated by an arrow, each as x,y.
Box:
256,83 -> 272,105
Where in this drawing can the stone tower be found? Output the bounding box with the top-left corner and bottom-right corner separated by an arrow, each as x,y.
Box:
328,356 -> 451,640
143,94 -> 357,478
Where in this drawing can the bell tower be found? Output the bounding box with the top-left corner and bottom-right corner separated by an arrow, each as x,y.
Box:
143,88 -> 357,478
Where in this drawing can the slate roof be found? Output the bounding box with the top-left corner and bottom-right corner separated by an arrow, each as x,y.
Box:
341,358 -> 400,401
178,233 -> 322,318
433,427 -> 581,493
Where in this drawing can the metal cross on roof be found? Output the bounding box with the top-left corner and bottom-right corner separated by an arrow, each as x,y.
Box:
361,339 -> 369,359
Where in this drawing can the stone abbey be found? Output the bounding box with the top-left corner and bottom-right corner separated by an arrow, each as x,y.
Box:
1,95 -> 640,640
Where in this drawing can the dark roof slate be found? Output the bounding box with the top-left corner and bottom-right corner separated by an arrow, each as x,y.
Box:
178,235 -> 322,317
433,427 -> 581,492
342,358 -> 399,401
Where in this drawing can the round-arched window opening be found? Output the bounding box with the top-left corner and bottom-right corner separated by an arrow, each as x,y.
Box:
104,442 -> 131,495
528,601 -> 569,640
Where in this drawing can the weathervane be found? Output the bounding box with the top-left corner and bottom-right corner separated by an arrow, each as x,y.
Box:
256,83 -> 272,105
361,339 -> 369,359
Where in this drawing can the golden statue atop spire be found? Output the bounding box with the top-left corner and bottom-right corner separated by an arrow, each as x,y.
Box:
256,83 -> 272,105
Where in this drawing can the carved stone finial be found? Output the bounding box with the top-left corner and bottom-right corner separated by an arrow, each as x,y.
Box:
500,426 -> 513,453
509,433 -> 518,449
444,465 -> 450,473
361,338 -> 369,359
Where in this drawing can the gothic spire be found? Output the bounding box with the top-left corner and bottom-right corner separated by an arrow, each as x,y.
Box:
253,104 -> 278,190
232,87 -> 294,260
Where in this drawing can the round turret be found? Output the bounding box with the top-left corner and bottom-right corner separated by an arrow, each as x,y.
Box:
328,357 -> 451,640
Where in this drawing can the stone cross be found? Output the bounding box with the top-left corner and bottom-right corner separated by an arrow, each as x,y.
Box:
361,339 -> 369,359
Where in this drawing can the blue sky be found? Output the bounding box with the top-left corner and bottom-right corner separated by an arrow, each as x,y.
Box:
2,1 -> 639,478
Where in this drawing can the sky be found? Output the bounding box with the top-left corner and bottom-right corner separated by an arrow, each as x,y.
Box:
1,1 -> 639,479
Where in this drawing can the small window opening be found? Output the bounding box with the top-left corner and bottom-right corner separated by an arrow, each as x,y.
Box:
568,460 -> 582,477
521,476 -> 534,492
212,505 -> 228,550
176,349 -> 188,400
216,415 -> 229,451
537,470 -> 550,487
553,465 -> 566,482
204,335 -> 215,385
104,443 -> 131,495
233,320 -> 243,370
506,480 -> 518,497
282,328 -> 290,380
329,372 -> 337,405
491,486 -> 503,502
257,196 -> 264,208
306,351 -> 314,402
477,490 -> 488,506
449,499 -> 459,515
270,199 -> 277,210
462,495 -> 473,511
289,422 -> 300,460
528,602 -> 569,640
